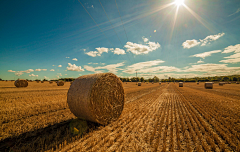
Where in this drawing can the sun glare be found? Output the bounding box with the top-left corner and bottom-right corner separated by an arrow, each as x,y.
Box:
174,0 -> 184,6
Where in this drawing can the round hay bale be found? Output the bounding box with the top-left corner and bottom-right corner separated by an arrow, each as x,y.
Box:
205,82 -> 213,89
126,82 -> 127,84
152,82 -> 154,84
57,81 -> 64,86
36,80 -> 40,83
219,82 -> 225,86
179,82 -> 183,87
138,82 -> 141,86
236,82 -> 239,84
70,81 -> 73,85
197,82 -> 199,85
49,81 -> 53,84
14,79 -> 28,88
228,82 -> 231,84
41,81 -> 44,83
67,73 -> 124,125
159,82 -> 161,85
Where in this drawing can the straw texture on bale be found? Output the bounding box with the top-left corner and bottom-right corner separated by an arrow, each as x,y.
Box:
57,81 -> 64,86
70,81 -> 73,85
205,82 -> 213,89
14,79 -> 28,88
179,82 -> 183,87
138,82 -> 141,86
67,73 -> 124,125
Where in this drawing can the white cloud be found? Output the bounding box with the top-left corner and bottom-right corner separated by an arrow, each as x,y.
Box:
50,69 -> 55,71
123,60 -> 165,74
183,63 -> 240,73
190,50 -> 221,59
72,58 -> 78,61
197,59 -> 204,63
222,44 -> 240,53
219,58 -> 240,63
57,73 -> 62,76
67,63 -> 84,71
8,70 -> 16,72
110,48 -> 114,51
182,39 -> 200,49
52,65 -> 55,66
96,47 -> 108,55
85,51 -> 98,57
44,76 -> 49,79
142,37 -> 149,42
83,49 -> 86,52
29,74 -> 38,77
65,74 -> 67,75
58,65 -> 62,67
124,41 -> 160,55
91,5 -> 94,8
12,69 -> 34,76
84,62 -> 124,73
112,48 -> 126,55
182,33 -> 225,48
200,33 -> 225,46
66,57 -> 70,58
85,47 -> 109,57
35,69 -> 47,71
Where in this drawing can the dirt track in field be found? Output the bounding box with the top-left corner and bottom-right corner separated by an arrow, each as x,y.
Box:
0,82 -> 240,151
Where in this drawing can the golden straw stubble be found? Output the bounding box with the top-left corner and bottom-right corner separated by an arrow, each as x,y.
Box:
14,79 -> 28,87
67,73 -> 125,125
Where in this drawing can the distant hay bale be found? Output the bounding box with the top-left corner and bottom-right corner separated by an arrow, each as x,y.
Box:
159,82 -> 161,85
14,79 -> 28,88
147,82 -> 148,84
179,82 -> 183,87
152,82 -> 154,84
41,81 -> 44,83
67,73 -> 124,125
57,81 -> 64,86
236,82 -> 239,84
205,82 -> 213,89
126,82 -> 127,84
49,81 -> 53,84
36,80 -> 40,83
228,82 -> 231,84
197,82 -> 199,85
138,82 -> 141,86
219,82 -> 225,86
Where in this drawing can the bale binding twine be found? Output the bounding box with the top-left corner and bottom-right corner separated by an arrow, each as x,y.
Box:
67,73 -> 124,125
14,79 -> 28,88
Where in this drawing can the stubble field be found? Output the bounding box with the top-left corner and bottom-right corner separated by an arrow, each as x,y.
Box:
0,81 -> 240,151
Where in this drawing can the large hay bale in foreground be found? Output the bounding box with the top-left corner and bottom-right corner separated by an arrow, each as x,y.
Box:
179,82 -> 183,87
57,81 -> 64,86
205,82 -> 213,89
67,73 -> 124,125
14,79 -> 28,88
138,82 -> 141,86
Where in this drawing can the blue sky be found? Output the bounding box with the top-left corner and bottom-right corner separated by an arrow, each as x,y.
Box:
1,0 -> 240,80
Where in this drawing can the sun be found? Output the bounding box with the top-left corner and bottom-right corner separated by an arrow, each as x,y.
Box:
174,0 -> 184,6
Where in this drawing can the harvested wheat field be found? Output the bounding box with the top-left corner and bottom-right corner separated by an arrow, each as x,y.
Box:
0,81 -> 240,151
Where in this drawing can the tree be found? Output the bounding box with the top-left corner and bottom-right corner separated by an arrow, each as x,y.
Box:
140,77 -> 144,82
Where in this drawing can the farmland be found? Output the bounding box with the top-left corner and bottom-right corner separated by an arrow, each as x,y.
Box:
0,81 -> 240,151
